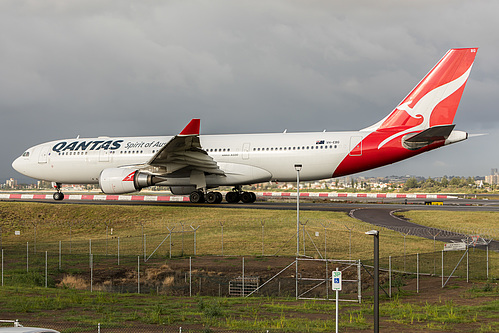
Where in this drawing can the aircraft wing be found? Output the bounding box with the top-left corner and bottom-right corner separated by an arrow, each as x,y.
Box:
146,119 -> 225,177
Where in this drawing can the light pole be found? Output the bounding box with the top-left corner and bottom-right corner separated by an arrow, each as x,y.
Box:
366,230 -> 379,333
294,164 -> 302,256
295,164 -> 302,301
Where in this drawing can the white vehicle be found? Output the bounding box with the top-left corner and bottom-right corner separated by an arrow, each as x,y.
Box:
12,48 -> 477,204
0,320 -> 59,333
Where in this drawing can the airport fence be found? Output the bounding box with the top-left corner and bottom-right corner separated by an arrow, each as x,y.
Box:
0,220 -> 499,299
0,241 -> 494,296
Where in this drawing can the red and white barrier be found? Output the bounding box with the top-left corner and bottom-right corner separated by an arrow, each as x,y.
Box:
258,192 -> 457,199
0,192 -> 456,202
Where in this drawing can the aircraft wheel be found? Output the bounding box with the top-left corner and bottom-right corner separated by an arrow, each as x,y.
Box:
225,191 -> 240,203
189,190 -> 205,203
249,192 -> 257,203
206,192 -> 220,204
215,192 -> 223,204
53,192 -> 64,201
241,191 -> 254,203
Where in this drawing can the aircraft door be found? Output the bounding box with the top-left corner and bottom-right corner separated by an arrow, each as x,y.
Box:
242,143 -> 250,160
349,136 -> 362,156
99,149 -> 110,162
38,146 -> 49,164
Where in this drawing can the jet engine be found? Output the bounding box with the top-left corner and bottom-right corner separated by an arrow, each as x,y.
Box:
99,168 -> 154,194
169,186 -> 197,195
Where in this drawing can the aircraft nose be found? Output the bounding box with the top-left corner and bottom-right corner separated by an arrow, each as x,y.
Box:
12,156 -> 26,175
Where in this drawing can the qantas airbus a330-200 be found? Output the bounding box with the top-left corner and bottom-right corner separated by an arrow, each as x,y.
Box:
13,48 -> 478,204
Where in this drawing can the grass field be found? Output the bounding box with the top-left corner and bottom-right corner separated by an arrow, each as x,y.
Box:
0,202 -> 447,259
0,202 -> 498,332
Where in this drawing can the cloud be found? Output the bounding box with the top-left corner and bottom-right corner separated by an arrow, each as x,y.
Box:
1,0 -> 499,181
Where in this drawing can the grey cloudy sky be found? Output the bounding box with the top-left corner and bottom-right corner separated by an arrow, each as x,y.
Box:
2,0 -> 498,183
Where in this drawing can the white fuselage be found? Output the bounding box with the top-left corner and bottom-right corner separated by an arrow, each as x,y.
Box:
12,131 -> 365,186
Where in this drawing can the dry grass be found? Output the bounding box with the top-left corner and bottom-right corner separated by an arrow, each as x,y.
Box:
57,275 -> 88,290
396,210 -> 499,239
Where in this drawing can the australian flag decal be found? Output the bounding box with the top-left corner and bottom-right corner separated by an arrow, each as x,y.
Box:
316,140 -> 325,144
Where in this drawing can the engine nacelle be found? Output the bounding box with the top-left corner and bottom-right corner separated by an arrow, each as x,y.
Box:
169,186 -> 197,195
99,168 -> 154,194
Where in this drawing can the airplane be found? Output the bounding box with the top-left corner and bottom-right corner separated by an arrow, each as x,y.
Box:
12,48 -> 477,204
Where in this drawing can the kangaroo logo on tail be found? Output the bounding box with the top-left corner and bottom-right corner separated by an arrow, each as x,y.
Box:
374,49 -> 476,148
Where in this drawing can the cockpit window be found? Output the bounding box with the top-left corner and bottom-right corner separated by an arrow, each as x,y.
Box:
22,151 -> 30,157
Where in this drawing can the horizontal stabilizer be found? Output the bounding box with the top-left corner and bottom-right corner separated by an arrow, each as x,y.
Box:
403,125 -> 455,150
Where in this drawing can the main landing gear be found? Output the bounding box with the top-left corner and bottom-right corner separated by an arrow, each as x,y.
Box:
189,190 -> 224,204
188,187 -> 256,204
225,190 -> 256,204
52,182 -> 64,201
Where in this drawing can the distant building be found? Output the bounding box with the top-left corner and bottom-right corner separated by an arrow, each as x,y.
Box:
5,178 -> 17,188
485,169 -> 499,185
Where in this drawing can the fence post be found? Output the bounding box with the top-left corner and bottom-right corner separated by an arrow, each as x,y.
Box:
90,254 -> 93,293
189,257 -> 192,297
118,237 -> 120,266
59,241 -> 61,270
242,257 -> 245,297
295,258 -> 298,300
220,221 -> 224,256
26,242 -> 28,272
106,225 -> 108,256
1,249 -> 3,287
357,259 -> 362,303
466,245 -> 469,283
180,222 -> 185,256
416,253 -> 419,293
137,256 -> 140,294
261,220 -> 265,256
45,251 -> 48,288
190,225 -> 200,256
389,256 -> 392,298
320,221 -> 331,299
69,221 -> 72,254
343,224 -> 353,261
487,244 -> 489,280
166,227 -> 174,259
441,250 -> 444,288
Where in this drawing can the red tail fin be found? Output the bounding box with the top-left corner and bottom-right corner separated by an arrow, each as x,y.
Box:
333,49 -> 477,178
372,48 -> 477,131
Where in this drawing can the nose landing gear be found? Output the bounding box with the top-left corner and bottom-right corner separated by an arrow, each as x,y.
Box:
52,182 -> 64,201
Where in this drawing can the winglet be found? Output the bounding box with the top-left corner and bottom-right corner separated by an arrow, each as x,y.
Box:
179,119 -> 200,136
